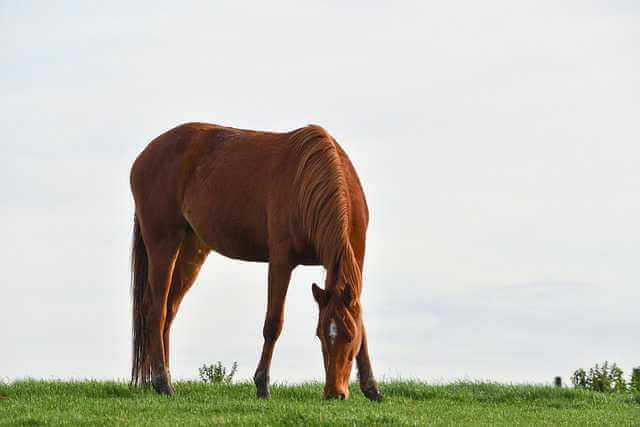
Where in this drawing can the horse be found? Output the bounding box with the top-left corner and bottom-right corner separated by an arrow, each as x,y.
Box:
129,122 -> 381,401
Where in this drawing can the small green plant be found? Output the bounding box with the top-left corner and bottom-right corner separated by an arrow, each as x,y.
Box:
631,367 -> 640,393
611,364 -> 626,392
199,361 -> 238,384
589,362 -> 612,392
571,368 -> 588,389
571,361 -> 630,393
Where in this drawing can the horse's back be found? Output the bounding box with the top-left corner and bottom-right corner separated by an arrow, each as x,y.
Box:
131,122 -> 287,201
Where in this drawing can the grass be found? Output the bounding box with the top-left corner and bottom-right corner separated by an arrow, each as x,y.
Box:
1,380 -> 639,426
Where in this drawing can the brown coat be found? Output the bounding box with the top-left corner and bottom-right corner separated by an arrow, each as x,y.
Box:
130,122 -> 381,400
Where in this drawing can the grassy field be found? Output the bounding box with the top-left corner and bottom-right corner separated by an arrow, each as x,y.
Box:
1,380 -> 639,426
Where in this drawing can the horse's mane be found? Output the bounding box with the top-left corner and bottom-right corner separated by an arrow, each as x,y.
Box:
289,125 -> 362,302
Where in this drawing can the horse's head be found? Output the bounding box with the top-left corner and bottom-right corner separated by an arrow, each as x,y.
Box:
312,282 -> 362,400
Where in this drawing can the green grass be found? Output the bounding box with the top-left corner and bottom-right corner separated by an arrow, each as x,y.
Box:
1,380 -> 638,426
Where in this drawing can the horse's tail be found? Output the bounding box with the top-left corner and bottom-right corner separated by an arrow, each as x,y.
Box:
130,214 -> 151,387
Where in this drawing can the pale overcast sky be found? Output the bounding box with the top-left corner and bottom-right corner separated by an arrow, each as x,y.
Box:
1,1 -> 638,385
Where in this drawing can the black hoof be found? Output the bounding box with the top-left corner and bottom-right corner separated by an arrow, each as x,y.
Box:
363,388 -> 383,402
256,388 -> 270,399
254,371 -> 270,399
151,374 -> 175,396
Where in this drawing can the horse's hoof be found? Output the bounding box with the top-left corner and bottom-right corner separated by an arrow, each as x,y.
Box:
256,387 -> 270,399
151,374 -> 175,396
363,388 -> 383,402
254,370 -> 270,399
154,383 -> 175,396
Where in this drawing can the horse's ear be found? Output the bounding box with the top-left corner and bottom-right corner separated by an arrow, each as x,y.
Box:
342,285 -> 352,307
312,283 -> 329,307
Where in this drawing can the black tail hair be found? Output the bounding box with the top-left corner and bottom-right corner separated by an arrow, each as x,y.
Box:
131,215 -> 151,386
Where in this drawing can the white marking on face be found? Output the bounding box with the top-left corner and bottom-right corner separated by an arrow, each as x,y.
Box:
329,319 -> 337,344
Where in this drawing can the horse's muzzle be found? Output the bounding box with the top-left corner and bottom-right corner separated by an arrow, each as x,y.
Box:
324,388 -> 349,400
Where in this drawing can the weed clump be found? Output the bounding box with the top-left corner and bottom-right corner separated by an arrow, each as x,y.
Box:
199,361 -> 238,384
571,362 -> 639,393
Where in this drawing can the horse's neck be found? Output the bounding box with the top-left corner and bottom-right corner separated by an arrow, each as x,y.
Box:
323,242 -> 361,297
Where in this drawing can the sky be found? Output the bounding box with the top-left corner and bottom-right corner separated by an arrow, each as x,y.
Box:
1,1 -> 639,386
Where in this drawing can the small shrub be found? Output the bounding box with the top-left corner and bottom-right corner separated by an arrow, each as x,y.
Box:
589,362 -> 611,392
631,368 -> 640,393
571,368 -> 587,389
611,364 -> 626,392
571,361 -> 629,393
199,361 -> 238,384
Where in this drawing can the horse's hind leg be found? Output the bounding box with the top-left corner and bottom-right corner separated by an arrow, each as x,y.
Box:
142,222 -> 186,395
163,229 -> 209,378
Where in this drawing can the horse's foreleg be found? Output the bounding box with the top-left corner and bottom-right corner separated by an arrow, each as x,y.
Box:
356,325 -> 383,401
350,246 -> 381,401
163,230 -> 209,381
145,229 -> 185,396
254,260 -> 293,399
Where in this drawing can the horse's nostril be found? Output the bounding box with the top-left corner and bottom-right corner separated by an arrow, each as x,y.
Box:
339,393 -> 345,400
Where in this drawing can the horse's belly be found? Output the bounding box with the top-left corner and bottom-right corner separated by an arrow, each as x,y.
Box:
206,226 -> 269,262
183,203 -> 269,262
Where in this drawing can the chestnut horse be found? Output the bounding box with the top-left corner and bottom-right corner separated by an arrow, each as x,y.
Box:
130,122 -> 381,401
